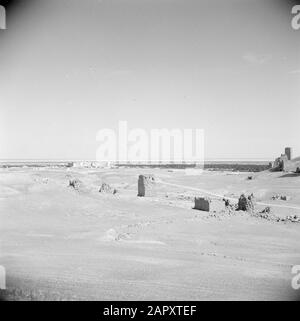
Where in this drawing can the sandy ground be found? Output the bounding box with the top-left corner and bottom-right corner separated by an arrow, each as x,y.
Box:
0,167 -> 300,300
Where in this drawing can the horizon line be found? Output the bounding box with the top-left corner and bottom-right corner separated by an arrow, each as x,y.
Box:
0,158 -> 273,162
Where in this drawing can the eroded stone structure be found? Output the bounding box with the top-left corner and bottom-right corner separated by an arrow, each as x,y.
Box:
273,154 -> 289,171
237,194 -> 255,212
272,147 -> 296,172
137,174 -> 156,197
285,147 -> 292,161
69,179 -> 81,190
194,197 -> 211,212
99,183 -> 117,194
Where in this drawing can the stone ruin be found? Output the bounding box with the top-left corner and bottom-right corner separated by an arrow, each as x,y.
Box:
137,174 -> 156,197
99,182 -> 117,194
194,197 -> 211,212
223,198 -> 237,212
272,147 -> 297,172
285,147 -> 292,161
237,193 -> 255,212
69,179 -> 81,190
273,154 -> 289,171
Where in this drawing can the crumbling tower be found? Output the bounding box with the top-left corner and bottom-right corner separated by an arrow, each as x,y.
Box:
285,147 -> 292,161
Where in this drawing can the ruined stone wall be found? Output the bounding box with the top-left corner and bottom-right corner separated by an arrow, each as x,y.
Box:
137,175 -> 156,197
285,147 -> 292,161
194,197 -> 211,212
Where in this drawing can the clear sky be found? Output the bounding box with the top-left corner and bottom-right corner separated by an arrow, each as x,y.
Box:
0,0 -> 299,160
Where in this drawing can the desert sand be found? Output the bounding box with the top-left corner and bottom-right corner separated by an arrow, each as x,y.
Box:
0,166 -> 300,300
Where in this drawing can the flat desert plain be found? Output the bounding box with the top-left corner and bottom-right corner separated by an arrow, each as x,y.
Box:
0,167 -> 300,300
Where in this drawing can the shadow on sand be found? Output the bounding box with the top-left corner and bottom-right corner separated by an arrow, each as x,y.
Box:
279,173 -> 300,178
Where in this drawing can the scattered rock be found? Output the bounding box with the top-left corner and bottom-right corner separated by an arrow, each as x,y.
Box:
99,182 -> 117,194
68,179 -> 81,190
237,194 -> 255,212
285,215 -> 300,223
137,174 -> 156,197
34,177 -> 48,184
223,198 -> 237,212
255,212 -> 274,220
274,215 -> 300,223
223,198 -> 230,207
260,206 -> 271,214
271,195 -> 291,201
194,197 -> 211,212
250,209 -> 300,223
